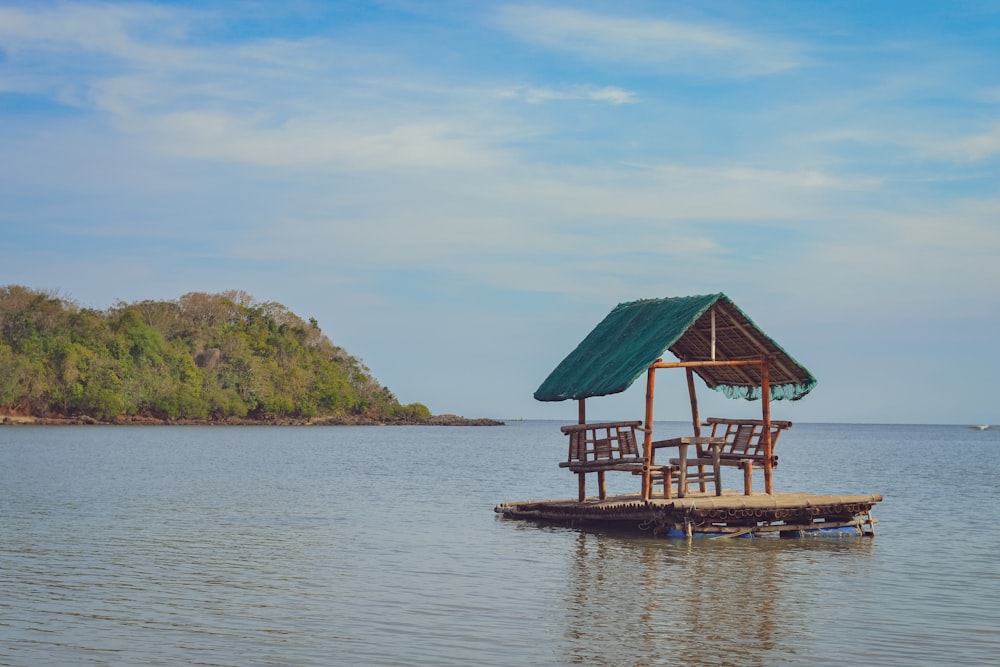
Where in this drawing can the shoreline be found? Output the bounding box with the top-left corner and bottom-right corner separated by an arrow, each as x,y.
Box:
0,413 -> 504,427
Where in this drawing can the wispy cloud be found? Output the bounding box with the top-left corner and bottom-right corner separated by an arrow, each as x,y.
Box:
0,4 -> 519,171
492,5 -> 801,76
500,84 -> 637,105
927,120 -> 1000,162
0,3 -> 182,57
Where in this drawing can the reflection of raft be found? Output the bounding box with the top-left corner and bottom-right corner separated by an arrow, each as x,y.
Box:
499,294 -> 883,539
495,491 -> 881,538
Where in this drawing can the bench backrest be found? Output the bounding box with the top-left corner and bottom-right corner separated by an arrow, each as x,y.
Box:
560,421 -> 643,464
704,417 -> 792,459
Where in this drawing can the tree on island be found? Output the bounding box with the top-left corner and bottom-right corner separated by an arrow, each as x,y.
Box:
0,286 -> 452,424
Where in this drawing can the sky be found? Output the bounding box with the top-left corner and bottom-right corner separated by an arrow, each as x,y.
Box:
2,1 -> 999,425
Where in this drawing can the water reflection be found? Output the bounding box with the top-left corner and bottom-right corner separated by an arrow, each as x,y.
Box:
7,422 -> 997,665
559,529 -> 875,666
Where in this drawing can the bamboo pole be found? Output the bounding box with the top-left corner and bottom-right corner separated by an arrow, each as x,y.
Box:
685,367 -> 701,437
686,367 -> 707,494
674,324 -> 758,387
577,399 -> 587,500
642,364 -> 657,500
653,359 -> 762,369
761,355 -> 773,495
711,308 -> 716,361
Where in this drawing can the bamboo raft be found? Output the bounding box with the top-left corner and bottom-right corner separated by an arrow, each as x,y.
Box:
496,490 -> 881,538
504,294 -> 884,540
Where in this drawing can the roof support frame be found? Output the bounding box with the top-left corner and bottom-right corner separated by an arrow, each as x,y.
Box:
713,301 -> 801,386
641,355 -> 775,499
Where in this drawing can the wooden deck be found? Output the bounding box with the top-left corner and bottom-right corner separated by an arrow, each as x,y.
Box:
495,490 -> 882,538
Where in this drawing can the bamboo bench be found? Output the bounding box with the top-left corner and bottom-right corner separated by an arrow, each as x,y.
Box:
559,421 -> 677,501
671,417 -> 792,495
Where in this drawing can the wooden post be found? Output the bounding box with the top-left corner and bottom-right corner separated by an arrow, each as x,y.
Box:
686,367 -> 701,436
642,364 -> 657,500
711,444 -> 722,496
710,308 -> 716,361
578,398 -> 587,500
761,356 -> 773,495
686,367 -> 707,493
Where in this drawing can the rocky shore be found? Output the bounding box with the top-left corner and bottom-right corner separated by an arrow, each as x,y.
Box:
0,412 -> 504,427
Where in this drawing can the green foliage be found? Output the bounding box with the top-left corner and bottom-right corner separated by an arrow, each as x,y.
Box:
399,402 -> 431,421
0,286 -> 420,423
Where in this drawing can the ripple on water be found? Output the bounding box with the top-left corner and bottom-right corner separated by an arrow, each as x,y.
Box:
2,423 -> 999,666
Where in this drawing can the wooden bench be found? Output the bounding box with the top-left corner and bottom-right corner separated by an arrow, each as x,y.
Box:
671,417 -> 792,495
559,421 -> 676,501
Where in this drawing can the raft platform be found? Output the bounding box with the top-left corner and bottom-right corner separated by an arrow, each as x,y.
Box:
514,294 -> 884,540
495,490 -> 882,538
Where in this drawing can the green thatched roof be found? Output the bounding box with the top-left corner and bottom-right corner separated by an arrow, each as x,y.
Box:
534,293 -> 816,403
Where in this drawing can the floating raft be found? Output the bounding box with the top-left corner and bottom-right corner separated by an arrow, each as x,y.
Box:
495,490 -> 882,538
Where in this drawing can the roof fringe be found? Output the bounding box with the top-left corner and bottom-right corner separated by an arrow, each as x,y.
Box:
717,381 -> 817,402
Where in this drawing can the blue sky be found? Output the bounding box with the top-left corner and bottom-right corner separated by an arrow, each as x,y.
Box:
2,1 -> 999,424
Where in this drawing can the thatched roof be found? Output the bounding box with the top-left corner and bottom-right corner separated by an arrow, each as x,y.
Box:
534,293 -> 816,402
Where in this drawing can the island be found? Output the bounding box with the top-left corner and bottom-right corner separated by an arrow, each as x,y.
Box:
0,286 -> 500,427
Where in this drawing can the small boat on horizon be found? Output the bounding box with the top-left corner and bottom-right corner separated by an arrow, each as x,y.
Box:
972,424 -> 991,430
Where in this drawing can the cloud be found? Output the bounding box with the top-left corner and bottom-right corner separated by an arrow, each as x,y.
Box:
0,3 -> 196,104
0,3 -> 521,172
492,5 -> 801,76
928,120 -> 1000,162
500,84 -> 637,105
141,110 -> 508,170
217,156 -> 884,297
0,3 -> 180,57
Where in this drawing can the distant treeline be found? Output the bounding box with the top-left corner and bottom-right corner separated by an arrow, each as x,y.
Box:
0,286 -> 432,423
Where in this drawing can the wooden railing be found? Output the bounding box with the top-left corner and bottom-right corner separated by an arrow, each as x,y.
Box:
674,418 -> 793,495
558,421 -> 678,501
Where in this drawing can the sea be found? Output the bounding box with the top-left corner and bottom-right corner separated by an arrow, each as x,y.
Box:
1,421 -> 998,666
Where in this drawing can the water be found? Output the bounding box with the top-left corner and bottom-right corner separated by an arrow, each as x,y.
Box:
1,421 -> 998,666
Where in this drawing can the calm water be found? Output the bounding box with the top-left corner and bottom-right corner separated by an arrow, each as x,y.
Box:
1,421 -> 998,666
